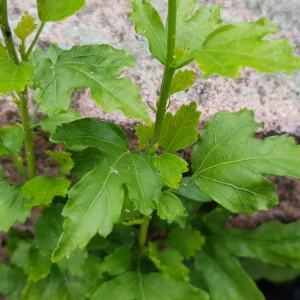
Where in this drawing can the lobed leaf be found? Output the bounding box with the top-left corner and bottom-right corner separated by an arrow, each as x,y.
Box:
195,242 -> 264,300
156,191 -> 185,222
0,60 -> 33,95
22,175 -> 70,206
14,11 -> 37,41
45,150 -> 74,176
34,44 -> 150,122
91,271 -> 209,300
37,0 -> 86,22
193,18 -> 300,78
192,109 -> 300,214
136,123 -> 154,149
154,153 -> 188,189
169,69 -> 194,96
160,102 -> 200,153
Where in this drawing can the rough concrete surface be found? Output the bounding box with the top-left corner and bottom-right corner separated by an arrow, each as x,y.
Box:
0,0 -> 300,229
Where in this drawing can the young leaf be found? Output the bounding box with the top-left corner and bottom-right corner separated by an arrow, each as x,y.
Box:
0,43 -> 8,60
169,69 -> 194,96
34,44 -> 150,122
0,182 -> 31,231
205,208 -> 300,268
91,271 -> 209,300
167,226 -> 205,259
22,175 -> 70,206
160,102 -> 200,153
0,60 -> 33,95
156,191 -> 185,222
173,1 -> 222,68
193,18 -> 300,78
0,124 -> 24,157
195,242 -> 264,300
53,151 -> 161,261
14,11 -> 37,41
40,110 -> 81,133
136,123 -> 154,149
128,0 -> 167,64
154,153 -> 188,189
37,0 -> 86,22
148,242 -> 189,280
192,109 -> 300,214
101,246 -> 132,276
45,150 -> 74,176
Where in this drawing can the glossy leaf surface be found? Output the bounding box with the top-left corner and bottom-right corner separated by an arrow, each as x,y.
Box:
192,109 -> 300,214
34,45 -> 150,122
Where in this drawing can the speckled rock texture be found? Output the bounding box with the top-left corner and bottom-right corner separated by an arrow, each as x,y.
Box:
0,0 -> 300,228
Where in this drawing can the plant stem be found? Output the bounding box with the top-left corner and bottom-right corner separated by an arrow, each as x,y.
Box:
25,22 -> 45,60
0,0 -> 19,63
139,215 -> 152,249
151,0 -> 177,147
19,89 -> 36,178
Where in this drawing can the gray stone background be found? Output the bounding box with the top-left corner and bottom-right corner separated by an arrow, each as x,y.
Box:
1,0 -> 300,135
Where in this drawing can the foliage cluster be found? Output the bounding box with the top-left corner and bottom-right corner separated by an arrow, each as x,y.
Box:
1,0 -> 300,299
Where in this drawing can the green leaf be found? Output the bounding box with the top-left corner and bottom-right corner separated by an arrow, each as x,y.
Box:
128,0 -> 167,64
128,1 -> 222,68
136,123 -> 154,149
0,264 -> 26,300
25,246 -> 52,281
167,226 -> 205,259
157,191 -> 185,222
53,151 -> 161,261
34,45 -> 150,122
51,118 -> 128,154
91,271 -> 209,300
160,102 -> 200,153
240,258 -> 300,283
23,265 -> 86,300
0,60 -> 33,95
192,109 -> 300,214
101,246 -> 132,276
71,148 -> 105,179
0,165 -> 6,180
58,249 -> 88,276
0,43 -> 8,60
22,175 -> 70,206
204,208 -> 300,268
155,153 -> 188,189
45,150 -> 74,176
173,2 -> 222,68
0,124 -> 24,157
30,44 -> 64,67
148,242 -> 189,280
193,18 -> 300,78
37,0 -> 86,22
169,69 -> 194,96
174,176 -> 212,203
7,238 -> 33,269
35,204 -> 64,251
14,11 -> 37,41
195,242 -> 264,300
0,182 -> 31,231
41,110 -> 81,133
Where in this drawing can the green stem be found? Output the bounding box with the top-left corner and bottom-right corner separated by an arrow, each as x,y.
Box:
0,0 -> 19,63
139,215 -> 152,249
25,22 -> 45,60
19,89 -> 36,178
151,0 -> 177,147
